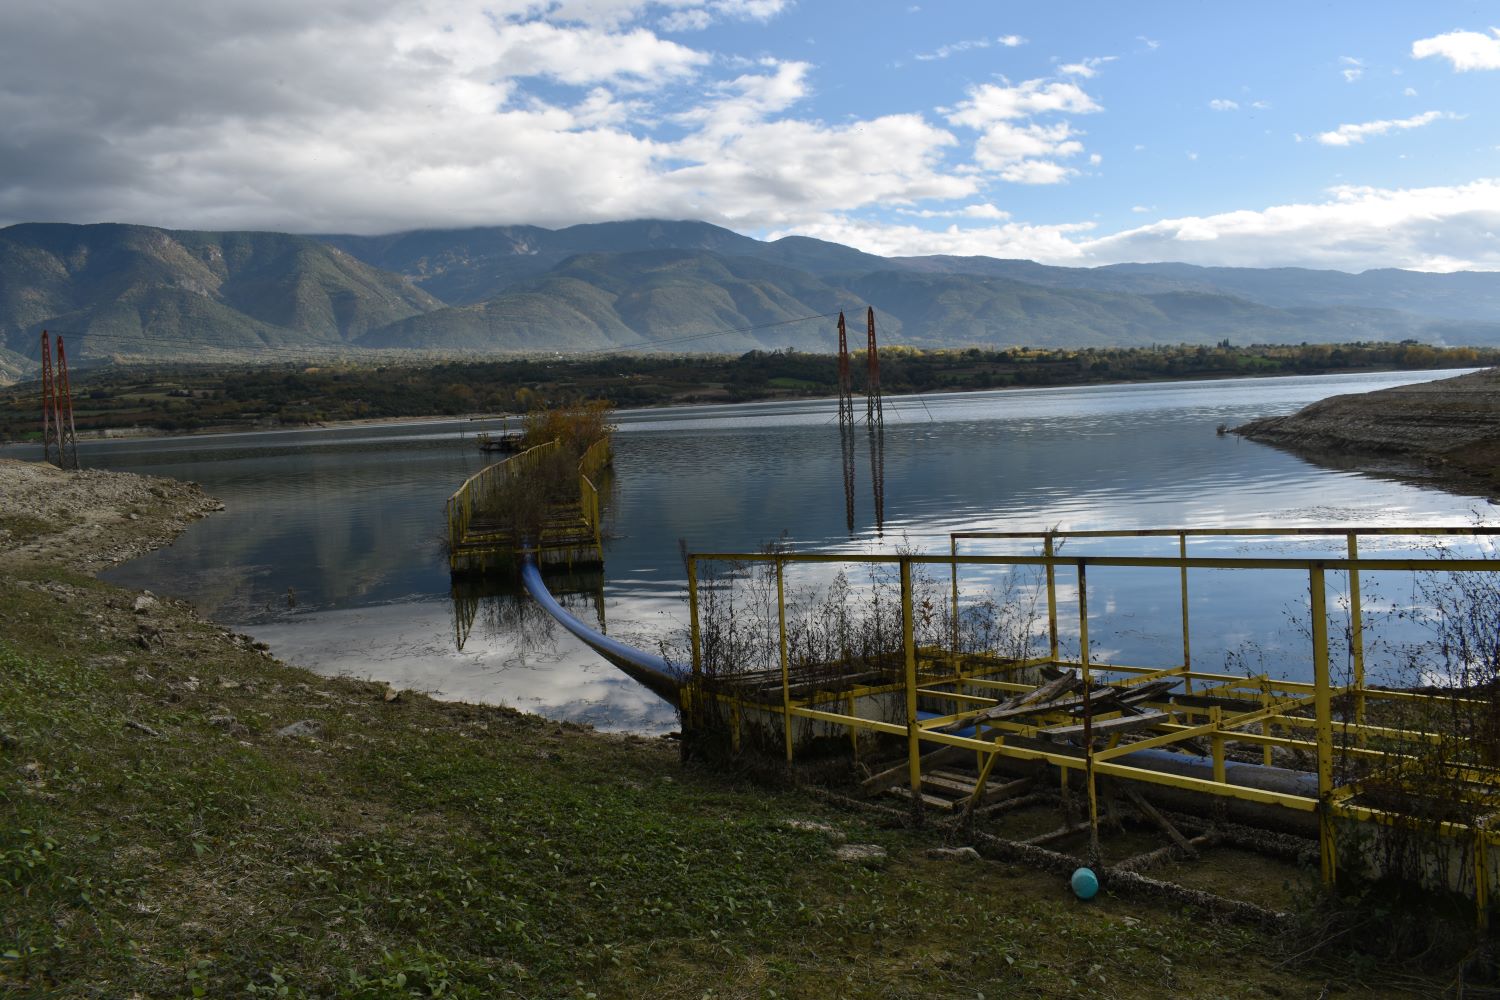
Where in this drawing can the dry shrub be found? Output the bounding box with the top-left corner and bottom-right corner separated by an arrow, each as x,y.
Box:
521,399 -> 615,457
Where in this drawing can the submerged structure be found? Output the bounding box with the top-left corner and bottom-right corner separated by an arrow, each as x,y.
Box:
524,524 -> 1500,924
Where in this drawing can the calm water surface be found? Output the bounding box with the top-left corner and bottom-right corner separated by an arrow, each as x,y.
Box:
7,370 -> 1494,733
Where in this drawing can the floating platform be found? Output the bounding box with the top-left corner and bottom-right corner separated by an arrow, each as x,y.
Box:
447,438 -> 610,573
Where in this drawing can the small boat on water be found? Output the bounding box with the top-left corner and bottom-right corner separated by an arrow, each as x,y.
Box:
475,431 -> 525,453
470,413 -> 526,453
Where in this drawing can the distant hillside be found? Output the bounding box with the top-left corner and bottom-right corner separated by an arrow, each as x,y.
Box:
844,271 -> 1486,347
353,246 -> 1494,352
4,218 -> 1500,364
326,219 -> 1500,347
0,223 -> 439,363
892,256 -> 1500,325
357,249 -> 877,352
320,220 -> 767,306
0,346 -> 27,386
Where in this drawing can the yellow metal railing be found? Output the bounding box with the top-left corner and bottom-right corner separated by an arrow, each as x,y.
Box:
685,527 -> 1500,920
951,525 -> 1500,726
446,439 -> 562,552
447,436 -> 613,567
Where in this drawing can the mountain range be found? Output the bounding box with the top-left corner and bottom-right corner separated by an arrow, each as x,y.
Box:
3,218 -> 1499,371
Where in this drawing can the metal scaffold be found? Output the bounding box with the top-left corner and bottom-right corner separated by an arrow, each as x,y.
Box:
671,526 -> 1500,927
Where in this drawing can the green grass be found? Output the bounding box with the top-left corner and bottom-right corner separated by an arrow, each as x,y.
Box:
0,566 -> 1431,998
0,514 -> 61,544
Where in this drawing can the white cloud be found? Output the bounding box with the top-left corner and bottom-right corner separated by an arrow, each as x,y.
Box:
674,58 -> 810,137
915,34 -> 1024,60
1209,98 -> 1239,111
1403,86 -> 1418,96
1079,179 -> 1500,271
973,121 -> 1081,169
660,8 -> 712,30
1058,56 -> 1115,78
1130,205 -> 1153,213
1137,35 -> 1160,50
489,21 -> 708,85
1340,56 -> 1364,82
900,203 -> 1012,220
946,78 -> 1100,186
662,113 -> 972,224
767,214 -> 1099,262
777,179 -> 1500,273
915,37 -> 992,61
0,1 -> 968,234
1412,28 -> 1500,71
1250,100 -> 1270,110
1316,110 -> 1455,146
946,79 -> 1101,126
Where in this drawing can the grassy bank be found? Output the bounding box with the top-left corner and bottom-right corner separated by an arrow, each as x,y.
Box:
0,466 -> 1449,997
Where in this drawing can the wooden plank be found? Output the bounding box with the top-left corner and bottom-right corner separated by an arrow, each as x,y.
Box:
858,745 -> 968,796
1024,821 -> 1092,846
1040,709 -> 1168,740
1117,679 -> 1180,705
921,774 -> 979,796
1122,786 -> 1200,859
932,673 -> 1080,734
887,786 -> 959,812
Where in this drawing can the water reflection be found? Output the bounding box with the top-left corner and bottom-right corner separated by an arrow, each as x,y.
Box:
451,570 -> 605,653
7,369 -> 1493,733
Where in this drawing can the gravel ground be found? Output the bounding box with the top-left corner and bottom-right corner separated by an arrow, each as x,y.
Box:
0,457 -> 224,574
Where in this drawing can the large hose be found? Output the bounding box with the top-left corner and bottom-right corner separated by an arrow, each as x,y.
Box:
520,558 -> 684,705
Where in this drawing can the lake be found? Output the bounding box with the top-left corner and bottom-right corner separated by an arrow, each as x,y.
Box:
7,369 -> 1494,733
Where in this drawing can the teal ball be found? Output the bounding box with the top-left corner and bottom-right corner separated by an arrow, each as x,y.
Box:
1070,867 -> 1099,900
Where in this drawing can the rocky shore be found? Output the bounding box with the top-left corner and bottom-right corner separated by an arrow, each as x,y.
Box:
1234,367 -> 1500,497
0,458 -> 224,573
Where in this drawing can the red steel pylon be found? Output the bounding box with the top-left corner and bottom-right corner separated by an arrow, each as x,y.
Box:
38,330 -> 79,470
39,330 -> 56,466
54,336 -> 79,469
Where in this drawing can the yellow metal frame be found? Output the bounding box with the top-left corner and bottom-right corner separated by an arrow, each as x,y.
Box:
686,526 -> 1500,922
447,437 -> 613,571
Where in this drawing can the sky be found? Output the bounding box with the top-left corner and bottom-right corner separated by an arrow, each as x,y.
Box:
1,0 -> 1498,272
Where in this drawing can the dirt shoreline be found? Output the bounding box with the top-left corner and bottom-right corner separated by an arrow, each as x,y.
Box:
0,458 -> 225,573
1234,366 -> 1500,499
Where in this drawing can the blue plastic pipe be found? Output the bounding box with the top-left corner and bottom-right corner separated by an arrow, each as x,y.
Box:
521,558 -> 685,704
